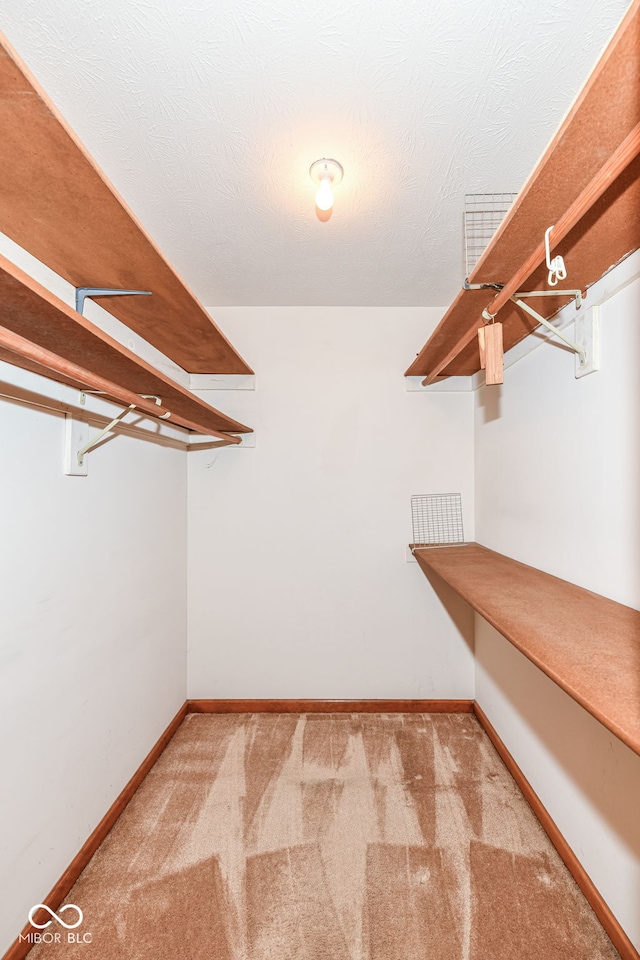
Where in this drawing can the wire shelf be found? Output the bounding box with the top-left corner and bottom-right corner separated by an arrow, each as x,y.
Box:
464,193 -> 518,277
411,493 -> 464,546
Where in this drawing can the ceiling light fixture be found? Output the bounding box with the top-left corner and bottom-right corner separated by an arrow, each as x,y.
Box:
309,158 -> 344,212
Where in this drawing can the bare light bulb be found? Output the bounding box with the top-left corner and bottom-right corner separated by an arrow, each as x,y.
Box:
315,177 -> 334,211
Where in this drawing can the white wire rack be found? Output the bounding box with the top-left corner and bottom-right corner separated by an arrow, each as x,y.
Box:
464,193 -> 518,277
411,494 -> 464,546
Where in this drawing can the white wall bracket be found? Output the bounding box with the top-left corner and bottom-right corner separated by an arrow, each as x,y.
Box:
514,288 -> 584,310
78,394 -> 170,464
66,394 -> 168,475
510,293 -> 589,371
574,305 -> 600,378
75,287 -> 152,315
482,287 -> 583,322
76,403 -> 137,466
64,415 -> 90,476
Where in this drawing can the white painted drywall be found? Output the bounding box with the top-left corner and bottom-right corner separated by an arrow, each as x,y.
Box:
0,362 -> 188,954
475,270 -> 640,608
475,618 -> 640,951
187,307 -> 475,699
474,265 -> 640,949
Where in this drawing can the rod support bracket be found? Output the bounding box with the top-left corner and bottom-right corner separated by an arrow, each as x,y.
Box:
75,394 -> 168,465
511,297 -> 587,367
77,404 -> 138,465
515,288 -> 584,310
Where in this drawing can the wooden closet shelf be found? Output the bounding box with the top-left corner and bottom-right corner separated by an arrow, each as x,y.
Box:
0,35 -> 252,376
0,254 -> 252,437
413,543 -> 640,756
406,0 -> 640,381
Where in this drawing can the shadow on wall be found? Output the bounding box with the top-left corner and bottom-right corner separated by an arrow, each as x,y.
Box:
421,569 -> 475,654
477,383 -> 502,424
479,624 -> 640,868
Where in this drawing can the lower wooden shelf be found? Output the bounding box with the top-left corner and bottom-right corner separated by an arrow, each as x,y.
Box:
413,542 -> 640,756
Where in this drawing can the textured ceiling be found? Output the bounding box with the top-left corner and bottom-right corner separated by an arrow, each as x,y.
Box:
0,0 -> 632,307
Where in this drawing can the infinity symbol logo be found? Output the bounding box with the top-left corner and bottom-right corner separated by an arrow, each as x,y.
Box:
28,904 -> 84,930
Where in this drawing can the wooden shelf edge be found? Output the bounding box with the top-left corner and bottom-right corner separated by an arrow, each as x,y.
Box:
469,0 -> 640,285
405,0 -> 640,380
0,253 -> 252,438
0,32 -> 254,376
413,543 -> 640,757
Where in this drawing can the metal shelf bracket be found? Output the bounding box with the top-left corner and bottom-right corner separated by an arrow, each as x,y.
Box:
478,286 -> 587,367
76,394 -> 167,466
510,295 -> 586,368
77,404 -> 136,465
463,279 -> 504,292
514,287 -> 584,310
75,287 -> 152,315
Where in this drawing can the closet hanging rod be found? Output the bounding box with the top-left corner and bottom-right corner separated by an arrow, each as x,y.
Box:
422,120 -> 640,385
0,323 -> 241,443
0,386 -> 188,450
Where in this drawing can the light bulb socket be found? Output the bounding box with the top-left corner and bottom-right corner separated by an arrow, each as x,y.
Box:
309,158 -> 344,188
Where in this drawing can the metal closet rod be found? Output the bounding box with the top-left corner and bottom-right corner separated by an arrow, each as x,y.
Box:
0,323 -> 241,444
423,119 -> 640,385
0,386 -> 189,451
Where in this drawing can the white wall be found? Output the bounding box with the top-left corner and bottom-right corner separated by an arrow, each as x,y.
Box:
188,307 -> 475,699
476,617 -> 640,950
474,264 -> 640,950
0,362 -> 188,954
475,269 -> 640,608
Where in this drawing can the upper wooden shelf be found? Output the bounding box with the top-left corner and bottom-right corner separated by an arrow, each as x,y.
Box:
0,253 -> 251,437
0,34 -> 252,376
413,543 -> 640,756
406,0 -> 640,380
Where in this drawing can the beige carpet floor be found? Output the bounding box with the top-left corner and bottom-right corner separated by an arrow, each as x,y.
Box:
31,713 -> 620,959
